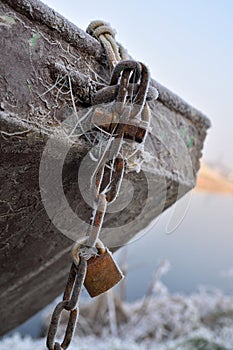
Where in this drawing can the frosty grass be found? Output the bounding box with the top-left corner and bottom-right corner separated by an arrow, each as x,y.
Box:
1,261 -> 233,349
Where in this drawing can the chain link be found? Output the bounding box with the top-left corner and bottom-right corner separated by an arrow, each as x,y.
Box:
46,26 -> 156,349
46,258 -> 87,350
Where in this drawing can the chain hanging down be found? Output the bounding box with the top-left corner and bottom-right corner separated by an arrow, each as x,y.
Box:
46,20 -> 157,350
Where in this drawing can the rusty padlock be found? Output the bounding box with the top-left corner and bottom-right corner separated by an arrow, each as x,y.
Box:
72,238 -> 124,298
91,105 -> 150,144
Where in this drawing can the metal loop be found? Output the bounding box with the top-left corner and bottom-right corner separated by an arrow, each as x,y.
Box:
46,300 -> 69,350
60,308 -> 78,349
47,304 -> 78,350
93,60 -> 152,120
72,238 -> 105,266
92,83 -> 158,105
109,60 -> 141,86
64,258 -> 87,311
87,193 -> 108,247
133,62 -> 150,106
116,68 -> 131,106
47,258 -> 87,350
62,263 -> 78,302
106,157 -> 125,203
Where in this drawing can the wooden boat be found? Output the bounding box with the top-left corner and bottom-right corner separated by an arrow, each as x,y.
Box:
0,0 -> 210,335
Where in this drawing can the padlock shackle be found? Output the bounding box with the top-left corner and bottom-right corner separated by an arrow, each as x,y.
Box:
72,237 -> 105,266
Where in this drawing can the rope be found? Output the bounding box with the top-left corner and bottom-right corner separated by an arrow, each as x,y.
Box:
86,20 -> 128,69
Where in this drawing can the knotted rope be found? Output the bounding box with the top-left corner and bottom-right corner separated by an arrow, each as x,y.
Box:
86,20 -> 129,69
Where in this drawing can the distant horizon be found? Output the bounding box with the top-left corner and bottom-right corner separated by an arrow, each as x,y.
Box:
195,162 -> 233,194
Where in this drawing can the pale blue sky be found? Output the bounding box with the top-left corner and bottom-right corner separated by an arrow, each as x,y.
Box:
44,0 -> 233,170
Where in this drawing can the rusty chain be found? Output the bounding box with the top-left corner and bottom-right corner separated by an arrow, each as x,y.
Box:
46,23 -> 156,350
46,258 -> 87,350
